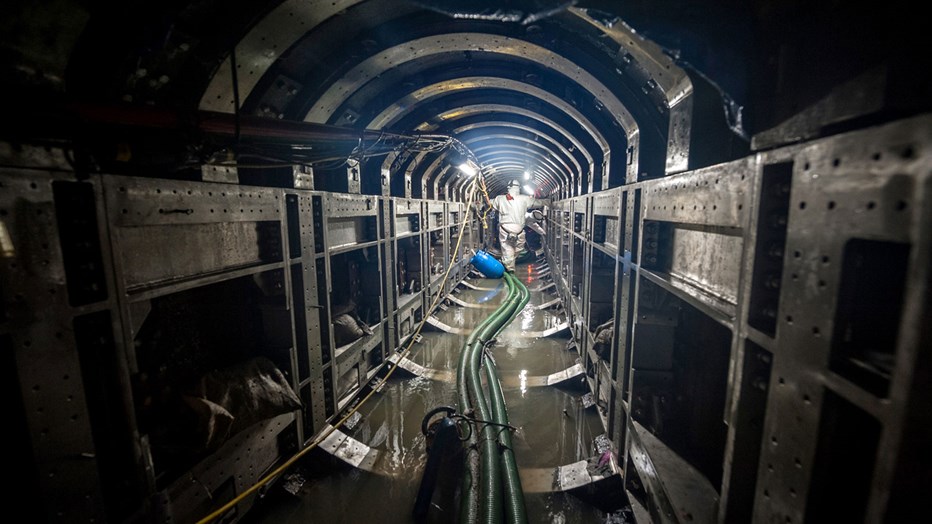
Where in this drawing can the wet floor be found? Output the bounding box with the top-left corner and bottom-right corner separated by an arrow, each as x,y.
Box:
245,260 -> 606,523
435,276 -> 567,334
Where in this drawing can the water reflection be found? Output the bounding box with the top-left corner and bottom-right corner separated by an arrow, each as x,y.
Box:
477,283 -> 504,304
520,304 -> 535,330
247,262 -> 604,523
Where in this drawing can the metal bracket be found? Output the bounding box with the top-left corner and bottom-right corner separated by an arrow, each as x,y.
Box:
593,433 -> 613,455
343,411 -> 363,431
200,164 -> 239,184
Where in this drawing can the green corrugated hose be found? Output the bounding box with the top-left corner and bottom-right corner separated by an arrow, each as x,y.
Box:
472,275 -> 521,524
457,281 -> 491,524
457,271 -> 530,524
485,273 -> 530,524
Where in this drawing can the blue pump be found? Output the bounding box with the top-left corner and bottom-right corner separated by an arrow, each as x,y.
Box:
470,250 -> 505,279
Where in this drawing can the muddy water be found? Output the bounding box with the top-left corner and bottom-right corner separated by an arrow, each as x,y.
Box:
436,288 -> 566,334
246,263 -> 605,523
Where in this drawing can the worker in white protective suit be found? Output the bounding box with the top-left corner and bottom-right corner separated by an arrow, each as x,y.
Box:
491,180 -> 543,272
525,208 -> 547,256
525,209 -> 546,236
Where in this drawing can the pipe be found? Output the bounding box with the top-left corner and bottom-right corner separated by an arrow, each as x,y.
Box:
457,299 -> 483,524
413,412 -> 459,521
457,260 -> 539,524
470,277 -> 521,524
458,272 -> 523,524
501,272 -> 531,331
458,276 -> 508,524
484,273 -> 530,524
484,360 -> 526,524
60,102 -> 415,145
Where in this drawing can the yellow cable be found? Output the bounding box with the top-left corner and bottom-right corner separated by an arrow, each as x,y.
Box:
196,177 -> 484,524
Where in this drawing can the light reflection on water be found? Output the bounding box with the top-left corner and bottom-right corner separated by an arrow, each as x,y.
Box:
438,295 -> 564,333
521,303 -> 535,330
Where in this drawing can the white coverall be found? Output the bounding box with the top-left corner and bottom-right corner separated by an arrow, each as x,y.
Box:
525,209 -> 546,236
492,188 -> 540,271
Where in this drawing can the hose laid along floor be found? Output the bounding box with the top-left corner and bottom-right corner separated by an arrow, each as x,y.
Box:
458,272 -> 530,524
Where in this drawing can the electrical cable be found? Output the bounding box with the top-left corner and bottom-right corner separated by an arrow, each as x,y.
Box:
194,128 -> 453,174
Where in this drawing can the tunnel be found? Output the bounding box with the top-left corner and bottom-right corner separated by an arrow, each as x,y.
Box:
2,1 -> 930,523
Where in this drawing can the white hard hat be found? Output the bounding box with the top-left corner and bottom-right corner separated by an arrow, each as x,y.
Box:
507,179 -> 521,188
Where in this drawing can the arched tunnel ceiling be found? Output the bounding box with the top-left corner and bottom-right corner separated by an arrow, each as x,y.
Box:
188,0 -> 690,198
27,0 -> 725,200
31,0 -> 918,197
